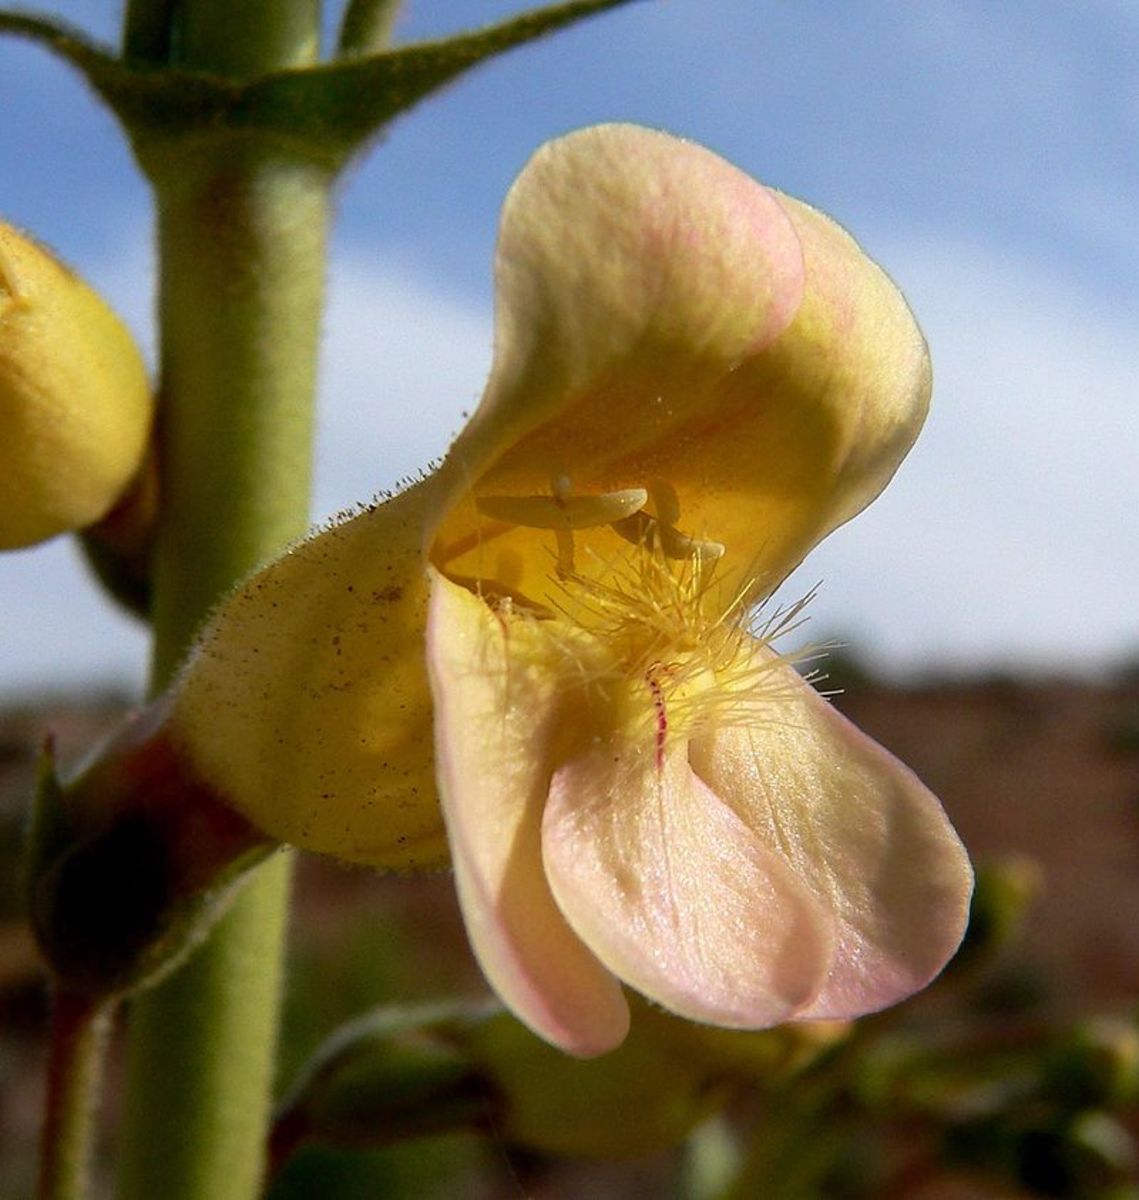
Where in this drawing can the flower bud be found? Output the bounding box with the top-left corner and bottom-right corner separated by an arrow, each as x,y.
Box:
0,222 -> 152,549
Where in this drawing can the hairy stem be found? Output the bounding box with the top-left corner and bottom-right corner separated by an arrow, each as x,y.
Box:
38,993 -> 112,1200
115,6 -> 328,1200
116,141 -> 330,1200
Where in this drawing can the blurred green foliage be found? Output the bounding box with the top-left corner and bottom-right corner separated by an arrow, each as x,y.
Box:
264,854 -> 1139,1199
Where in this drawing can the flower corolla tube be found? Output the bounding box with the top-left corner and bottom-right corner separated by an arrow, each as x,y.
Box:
172,124 -> 973,1057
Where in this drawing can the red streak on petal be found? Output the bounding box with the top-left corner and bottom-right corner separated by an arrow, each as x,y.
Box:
645,666 -> 668,772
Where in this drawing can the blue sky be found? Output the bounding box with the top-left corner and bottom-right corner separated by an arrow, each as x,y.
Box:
2,1 -> 1137,691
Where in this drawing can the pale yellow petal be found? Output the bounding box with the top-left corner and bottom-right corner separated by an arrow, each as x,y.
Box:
429,124 -> 929,613
542,740 -> 834,1029
427,571 -> 630,1056
171,481 -> 444,869
688,652 -> 973,1018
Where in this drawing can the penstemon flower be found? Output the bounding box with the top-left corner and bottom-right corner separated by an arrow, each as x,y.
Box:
170,124 -> 972,1056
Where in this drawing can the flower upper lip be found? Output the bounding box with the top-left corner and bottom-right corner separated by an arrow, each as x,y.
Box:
425,122 -> 931,625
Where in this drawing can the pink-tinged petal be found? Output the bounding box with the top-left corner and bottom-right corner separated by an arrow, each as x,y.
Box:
428,124 -> 815,604
440,123 -> 806,484
426,571 -> 630,1056
767,194 -> 933,541
688,655 -> 973,1019
541,742 -> 834,1029
428,125 -> 931,613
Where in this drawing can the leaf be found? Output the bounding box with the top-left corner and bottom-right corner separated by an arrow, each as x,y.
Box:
238,0 -> 650,159
270,1002 -> 498,1173
2,1 -> 648,169
0,12 -> 141,106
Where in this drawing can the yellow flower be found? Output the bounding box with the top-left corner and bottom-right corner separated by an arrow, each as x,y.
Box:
0,222 -> 152,549
172,124 -> 972,1056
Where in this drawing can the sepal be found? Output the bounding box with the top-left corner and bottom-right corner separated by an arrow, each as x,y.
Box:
78,448 -> 159,618
26,701 -> 272,998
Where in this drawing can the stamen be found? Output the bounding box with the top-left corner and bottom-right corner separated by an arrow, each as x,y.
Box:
476,479 -> 649,578
554,529 -> 576,577
647,479 -> 680,528
612,512 -> 725,562
444,572 -> 554,617
476,486 -> 648,531
611,478 -> 724,562
487,535 -> 824,754
465,475 -> 822,748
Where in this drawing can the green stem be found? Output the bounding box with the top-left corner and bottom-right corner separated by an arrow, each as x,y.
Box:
38,992 -> 113,1200
145,146 -> 330,678
175,0 -> 322,77
117,856 -> 294,1200
115,6 -> 329,1199
337,0 -> 404,56
116,139 -> 331,1200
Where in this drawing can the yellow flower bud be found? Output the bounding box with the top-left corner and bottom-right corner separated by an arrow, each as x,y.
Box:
0,222 -> 152,549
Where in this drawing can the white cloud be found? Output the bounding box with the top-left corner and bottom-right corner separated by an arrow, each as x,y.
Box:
778,233 -> 1139,676
3,231 -> 1135,691
313,253 -> 491,514
0,539 -> 149,694
82,233 -> 493,516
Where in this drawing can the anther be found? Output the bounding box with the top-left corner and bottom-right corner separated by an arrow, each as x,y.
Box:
476,485 -> 648,531
612,480 -> 725,562
477,481 -> 649,577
